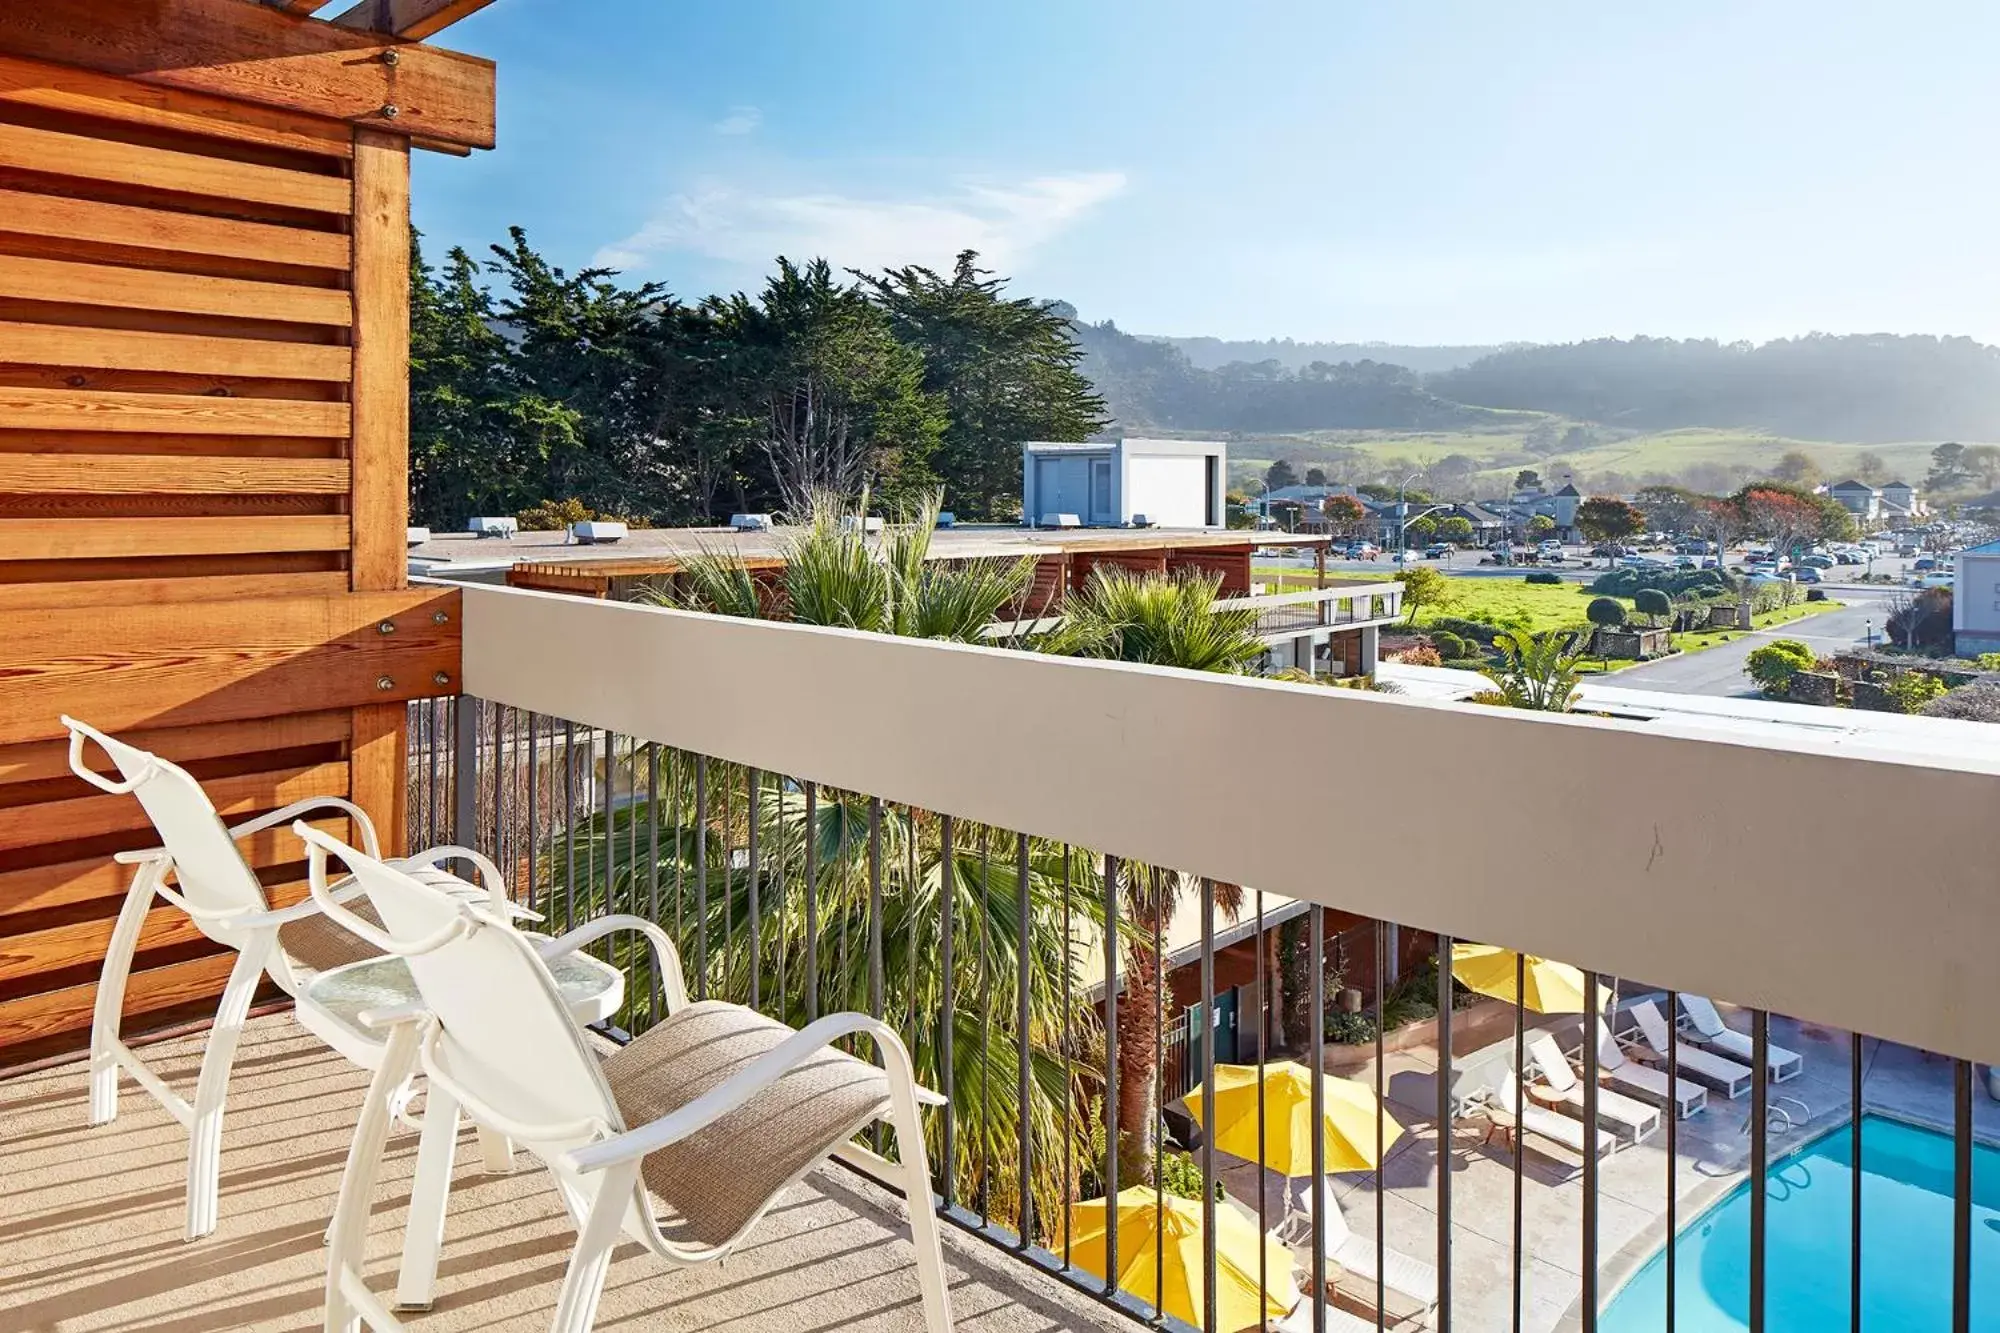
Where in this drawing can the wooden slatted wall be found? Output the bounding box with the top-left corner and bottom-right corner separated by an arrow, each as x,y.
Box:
0,53 -> 459,1066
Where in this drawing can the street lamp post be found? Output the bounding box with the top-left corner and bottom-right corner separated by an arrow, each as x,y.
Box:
1398,471 -> 1422,567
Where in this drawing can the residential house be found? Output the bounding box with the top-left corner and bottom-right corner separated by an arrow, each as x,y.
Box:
1827,479 -> 1883,526
1021,438 -> 1227,528
1880,480 -> 1925,523
1953,538 -> 2000,656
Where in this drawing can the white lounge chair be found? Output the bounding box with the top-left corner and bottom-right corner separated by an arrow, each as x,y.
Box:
1526,1033 -> 1660,1143
1273,1299 -> 1380,1333
300,822 -> 952,1333
1486,1070 -> 1616,1163
1679,994 -> 1804,1083
64,716 -> 624,1244
1630,999 -> 1751,1099
1281,1176 -> 1439,1315
1595,1019 -> 1708,1120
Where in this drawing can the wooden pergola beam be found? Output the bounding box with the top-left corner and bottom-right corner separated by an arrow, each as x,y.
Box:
0,0 -> 496,149
263,1 -> 337,14
329,0 -> 497,41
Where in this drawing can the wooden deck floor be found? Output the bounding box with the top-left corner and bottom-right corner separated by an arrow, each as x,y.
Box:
0,1016 -> 1117,1332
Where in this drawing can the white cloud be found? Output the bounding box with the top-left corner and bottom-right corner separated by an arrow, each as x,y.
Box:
594,171 -> 1127,276
712,106 -> 762,136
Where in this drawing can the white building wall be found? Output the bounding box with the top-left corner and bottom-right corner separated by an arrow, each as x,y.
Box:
1954,550 -> 2000,655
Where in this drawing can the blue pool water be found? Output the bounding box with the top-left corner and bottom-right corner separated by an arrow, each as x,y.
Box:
1600,1116 -> 2000,1332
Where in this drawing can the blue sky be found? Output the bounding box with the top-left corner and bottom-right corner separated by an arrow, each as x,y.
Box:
418,1 -> 2000,346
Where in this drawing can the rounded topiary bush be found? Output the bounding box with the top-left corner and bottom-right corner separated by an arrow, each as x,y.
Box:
1586,597 -> 1628,628
1633,588 -> 1672,624
1524,570 -> 1562,585
1429,630 -> 1467,660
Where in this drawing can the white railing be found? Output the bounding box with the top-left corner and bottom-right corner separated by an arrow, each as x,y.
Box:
1219,581 -> 1403,634
458,581 -> 2000,1068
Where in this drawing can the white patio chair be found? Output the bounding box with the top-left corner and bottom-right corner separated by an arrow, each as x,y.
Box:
1678,994 -> 1805,1082
1595,1018 -> 1708,1119
1631,999 -> 1751,1099
299,822 -> 952,1333
1483,1070 -> 1617,1165
1525,1032 -> 1660,1143
1279,1176 -> 1438,1315
62,716 -> 622,1243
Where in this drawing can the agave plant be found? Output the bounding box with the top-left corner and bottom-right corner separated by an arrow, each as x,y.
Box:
1480,628 -> 1584,711
1046,566 -> 1268,672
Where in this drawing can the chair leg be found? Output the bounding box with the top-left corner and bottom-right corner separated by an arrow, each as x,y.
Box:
393,1083 -> 461,1312
184,936 -> 271,1241
885,1088 -> 953,1333
88,871 -> 157,1126
549,1164 -> 637,1333
326,1023 -> 421,1333
477,1127 -> 515,1174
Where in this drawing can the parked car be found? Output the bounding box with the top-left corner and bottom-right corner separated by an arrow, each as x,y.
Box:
1794,567 -> 1822,584
1912,572 -> 1953,589
1801,554 -> 1835,569
1913,556 -> 1938,571
1424,543 -> 1452,559
1672,555 -> 1697,569
1344,542 -> 1381,560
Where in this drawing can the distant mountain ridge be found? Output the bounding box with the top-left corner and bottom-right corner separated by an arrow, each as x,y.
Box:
1068,321 -> 2000,444
1140,334 -> 1506,375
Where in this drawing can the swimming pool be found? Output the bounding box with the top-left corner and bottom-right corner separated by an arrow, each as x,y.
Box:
1599,1115 -> 2000,1332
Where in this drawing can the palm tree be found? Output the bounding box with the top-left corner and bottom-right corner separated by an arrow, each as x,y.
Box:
1050,567 -> 1266,1181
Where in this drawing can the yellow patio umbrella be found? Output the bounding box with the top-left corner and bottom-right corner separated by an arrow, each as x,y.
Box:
1180,1061 -> 1402,1176
1450,943 -> 1609,1014
1067,1186 -> 1299,1330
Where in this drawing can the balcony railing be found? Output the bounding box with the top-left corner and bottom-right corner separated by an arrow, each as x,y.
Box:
409,581 -> 2000,1333
1218,583 -> 1404,638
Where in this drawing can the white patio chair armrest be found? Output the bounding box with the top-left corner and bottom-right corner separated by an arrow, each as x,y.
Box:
112,845 -> 170,866
414,1022 -> 609,1143
356,1001 -> 429,1031
561,1012 -> 940,1177
295,820 -> 491,956
540,914 -> 687,1011
230,797 -> 382,859
394,845 -> 537,919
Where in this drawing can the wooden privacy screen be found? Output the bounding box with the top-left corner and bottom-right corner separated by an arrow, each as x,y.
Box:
0,51 -> 462,1065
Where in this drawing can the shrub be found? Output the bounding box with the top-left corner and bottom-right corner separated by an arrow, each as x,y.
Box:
1632,588 -> 1672,626
1749,581 -> 1789,615
1325,1010 -> 1378,1045
1885,588 -> 1954,650
1428,630 -> 1467,660
1586,597 -> 1628,628
1978,653 -> 2000,672
1524,570 -> 1563,585
1883,671 -> 1950,713
1923,682 -> 2000,723
1429,615 -> 1503,646
516,497 -> 597,531
1589,567 -> 1731,599
1745,639 -> 1815,696
1396,644 -> 1444,667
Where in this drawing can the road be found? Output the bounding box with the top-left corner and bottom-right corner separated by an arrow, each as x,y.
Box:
1610,586 -> 1900,696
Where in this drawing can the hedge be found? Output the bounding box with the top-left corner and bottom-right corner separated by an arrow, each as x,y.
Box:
1588,567 -> 1734,599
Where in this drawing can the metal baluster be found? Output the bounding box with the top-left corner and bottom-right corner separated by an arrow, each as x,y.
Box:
1153,872 -> 1165,1324
693,756 -> 708,1000
1437,934 -> 1453,1333
869,799 -> 885,1154
1102,852 -> 1120,1298
1310,906 -> 1326,1333
1666,990 -> 1678,1333
805,785 -> 819,1022
839,793 -> 851,1014
907,811 -> 920,1043
721,766 -> 733,970
746,768 -> 761,1011
1954,1056 -> 1972,1333
563,722 -> 576,934
1199,879 -> 1217,1333
599,732 -> 614,956
1851,1032 -> 1862,1333
1255,890 -> 1268,1321
1375,921 -> 1386,1331
647,744 -> 660,1025
1582,969 -> 1601,1333
982,828 -> 994,1224
1062,845 -> 1074,1272
490,701 -> 504,893
526,712 -> 539,919
938,816 -> 956,1208
672,748 -> 684,947
1513,951 -> 1525,1333
1016,832 -> 1032,1250
772,776 -> 787,1013
1749,1008 -> 1767,1333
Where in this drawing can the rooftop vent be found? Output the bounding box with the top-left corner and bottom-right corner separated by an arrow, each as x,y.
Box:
729,513 -> 773,532
570,520 -> 627,545
468,516 -> 518,539
1040,513 -> 1082,530
406,527 -> 431,547
839,515 -> 885,534
937,511 -> 956,528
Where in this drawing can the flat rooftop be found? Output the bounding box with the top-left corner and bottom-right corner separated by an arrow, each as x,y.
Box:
411,524 -> 1328,577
